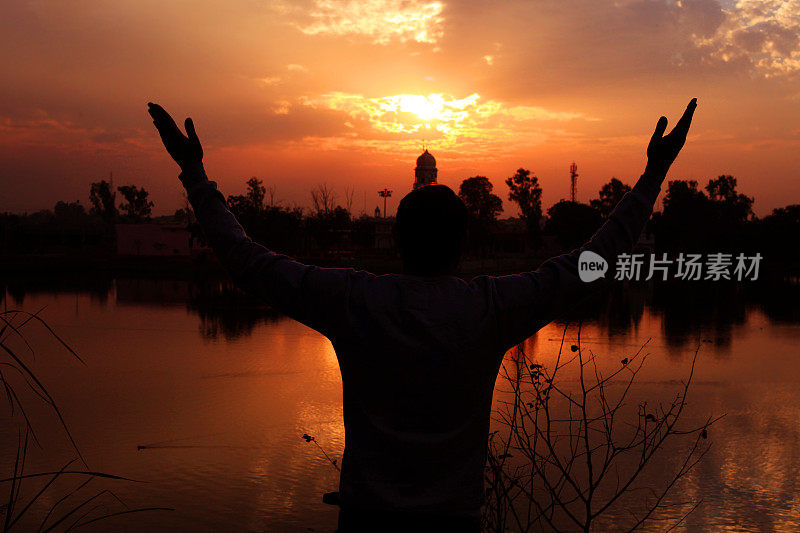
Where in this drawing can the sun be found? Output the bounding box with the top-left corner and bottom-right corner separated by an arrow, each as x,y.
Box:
307,92 -> 486,140
393,94 -> 446,121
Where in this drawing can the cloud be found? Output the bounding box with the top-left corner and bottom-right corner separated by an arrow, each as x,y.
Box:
272,100 -> 292,115
692,0 -> 800,76
435,0 -> 795,102
299,92 -> 592,155
0,114 -> 146,152
296,0 -> 444,44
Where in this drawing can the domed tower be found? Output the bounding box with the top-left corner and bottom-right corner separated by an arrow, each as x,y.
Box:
413,149 -> 438,189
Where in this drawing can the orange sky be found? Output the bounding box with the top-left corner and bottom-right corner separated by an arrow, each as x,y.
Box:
1,0 -> 799,217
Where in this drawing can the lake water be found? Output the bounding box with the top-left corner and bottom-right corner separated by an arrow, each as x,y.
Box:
1,276 -> 799,531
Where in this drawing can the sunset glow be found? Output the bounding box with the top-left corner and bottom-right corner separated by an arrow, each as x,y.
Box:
302,92 -> 589,153
1,1 -> 799,216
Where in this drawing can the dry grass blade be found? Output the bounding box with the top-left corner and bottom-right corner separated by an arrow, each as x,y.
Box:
9,310 -> 86,366
0,313 -> 36,359
38,477 -> 94,533
69,507 -> 175,530
1,308 -> 170,531
0,340 -> 86,467
0,309 -> 85,366
0,472 -> 141,484
42,488 -> 133,532
4,428 -> 24,532
5,460 -> 76,530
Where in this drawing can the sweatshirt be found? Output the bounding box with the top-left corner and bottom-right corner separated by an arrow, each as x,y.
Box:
181,165 -> 662,517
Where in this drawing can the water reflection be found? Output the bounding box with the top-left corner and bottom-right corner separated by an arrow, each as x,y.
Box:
1,275 -> 798,531
1,276 -> 285,341
555,279 -> 797,360
5,276 -> 797,346
187,279 -> 284,341
2,273 -> 113,307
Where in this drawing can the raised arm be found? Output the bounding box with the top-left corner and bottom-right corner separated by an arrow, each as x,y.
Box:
490,99 -> 698,348
147,102 -> 362,339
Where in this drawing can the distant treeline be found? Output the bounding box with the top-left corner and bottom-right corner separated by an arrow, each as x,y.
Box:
1,171 -> 799,266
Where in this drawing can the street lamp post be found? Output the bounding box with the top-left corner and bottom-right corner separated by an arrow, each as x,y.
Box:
378,188 -> 392,218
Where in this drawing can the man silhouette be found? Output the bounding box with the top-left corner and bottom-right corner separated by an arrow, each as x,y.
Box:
148,98 -> 696,532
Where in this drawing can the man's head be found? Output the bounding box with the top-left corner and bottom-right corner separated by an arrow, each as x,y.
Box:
393,184 -> 468,276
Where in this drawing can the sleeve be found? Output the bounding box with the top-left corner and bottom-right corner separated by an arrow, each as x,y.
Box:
487,170 -> 663,349
181,166 -> 364,340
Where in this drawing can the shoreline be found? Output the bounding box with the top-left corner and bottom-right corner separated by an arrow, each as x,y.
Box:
0,252 -> 554,278
2,252 -> 797,281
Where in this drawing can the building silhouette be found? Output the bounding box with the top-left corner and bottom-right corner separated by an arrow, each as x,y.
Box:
413,149 -> 438,189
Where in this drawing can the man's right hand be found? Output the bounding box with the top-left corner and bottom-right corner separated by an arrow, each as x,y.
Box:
645,98 -> 697,176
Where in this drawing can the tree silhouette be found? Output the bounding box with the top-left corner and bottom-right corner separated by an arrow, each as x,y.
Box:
225,177 -> 305,255
505,168 -> 543,243
590,178 -> 631,218
307,205 -> 352,252
245,177 -> 266,212
310,183 -> 338,216
705,175 -> 753,224
117,185 -> 154,222
653,180 -> 713,251
54,200 -> 87,222
705,175 -> 736,202
459,176 -> 503,256
663,180 -> 708,214
89,180 -> 117,223
762,204 -> 800,263
545,200 -> 603,249
459,176 -> 503,222
653,177 -> 754,252
227,178 -> 267,218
